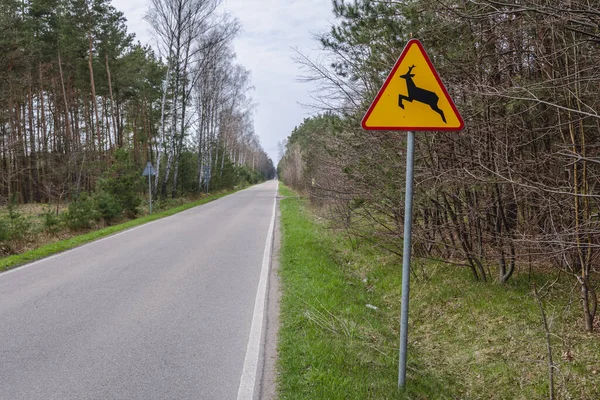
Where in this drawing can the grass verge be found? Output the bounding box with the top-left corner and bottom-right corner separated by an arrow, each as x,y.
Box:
0,190 -> 236,272
276,184 -> 600,399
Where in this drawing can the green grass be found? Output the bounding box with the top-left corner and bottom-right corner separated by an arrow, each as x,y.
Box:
0,190 -> 236,272
276,185 -> 600,399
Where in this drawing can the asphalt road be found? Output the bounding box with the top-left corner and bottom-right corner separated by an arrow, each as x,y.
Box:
0,180 -> 278,400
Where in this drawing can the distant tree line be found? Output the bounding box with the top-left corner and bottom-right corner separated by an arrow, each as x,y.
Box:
278,0 -> 599,332
0,0 -> 275,209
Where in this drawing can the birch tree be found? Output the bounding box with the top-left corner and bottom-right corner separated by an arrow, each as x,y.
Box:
145,0 -> 220,197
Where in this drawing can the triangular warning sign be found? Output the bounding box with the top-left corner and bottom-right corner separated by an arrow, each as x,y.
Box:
362,39 -> 464,131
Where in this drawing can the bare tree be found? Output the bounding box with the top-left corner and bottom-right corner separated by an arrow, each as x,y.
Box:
145,0 -> 221,197
279,0 -> 600,332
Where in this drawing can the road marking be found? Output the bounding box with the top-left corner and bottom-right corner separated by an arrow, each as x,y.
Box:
0,187 -> 252,279
0,216 -> 167,279
237,181 -> 278,400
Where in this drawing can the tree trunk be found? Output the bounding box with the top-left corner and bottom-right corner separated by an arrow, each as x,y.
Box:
154,63 -> 171,198
28,72 -> 40,202
105,53 -> 119,147
88,31 -> 102,155
57,51 -> 72,150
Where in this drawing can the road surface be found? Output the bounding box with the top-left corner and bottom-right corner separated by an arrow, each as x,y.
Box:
0,181 -> 278,400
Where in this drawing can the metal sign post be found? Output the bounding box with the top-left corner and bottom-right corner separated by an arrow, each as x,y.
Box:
398,131 -> 415,387
148,174 -> 152,214
361,39 -> 464,389
142,161 -> 157,214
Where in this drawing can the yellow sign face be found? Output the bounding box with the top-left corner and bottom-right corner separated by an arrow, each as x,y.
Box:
362,39 -> 464,131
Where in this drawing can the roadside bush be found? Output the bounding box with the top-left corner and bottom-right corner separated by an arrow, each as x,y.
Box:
98,149 -> 144,218
0,204 -> 33,254
237,165 -> 262,186
177,150 -> 198,194
43,208 -> 62,233
63,193 -> 97,230
6,204 -> 32,242
0,217 -> 9,242
0,217 -> 10,254
154,197 -> 185,212
94,191 -> 123,224
210,158 -> 237,191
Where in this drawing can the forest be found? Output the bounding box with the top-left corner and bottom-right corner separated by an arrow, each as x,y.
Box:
0,0 -> 275,211
278,0 -> 600,334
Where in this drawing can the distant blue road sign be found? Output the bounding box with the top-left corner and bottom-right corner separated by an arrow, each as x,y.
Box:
142,162 -> 156,177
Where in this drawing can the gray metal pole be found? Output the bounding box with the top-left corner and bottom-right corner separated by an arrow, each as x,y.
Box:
149,174 -> 153,215
398,131 -> 415,387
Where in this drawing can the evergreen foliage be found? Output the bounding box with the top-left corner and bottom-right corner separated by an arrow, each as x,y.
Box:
42,208 -> 62,233
0,0 -> 274,207
93,191 -> 123,224
97,149 -> 143,218
64,193 -> 97,230
0,204 -> 33,253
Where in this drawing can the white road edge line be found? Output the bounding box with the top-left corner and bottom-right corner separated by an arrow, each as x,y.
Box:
0,212 -> 167,279
237,181 -> 278,400
0,185 -> 255,279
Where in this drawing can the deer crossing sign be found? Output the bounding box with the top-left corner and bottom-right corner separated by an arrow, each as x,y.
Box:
362,39 -> 464,131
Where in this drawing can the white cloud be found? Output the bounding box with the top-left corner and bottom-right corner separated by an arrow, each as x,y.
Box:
113,0 -> 334,162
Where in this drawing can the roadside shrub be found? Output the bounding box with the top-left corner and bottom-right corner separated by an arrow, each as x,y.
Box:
6,203 -> 32,242
237,165 -> 262,186
98,149 -> 144,218
94,191 -> 123,224
0,217 -> 9,242
0,204 -> 33,254
43,208 -> 62,233
0,217 -> 10,254
154,197 -> 185,212
64,193 -> 97,230
211,158 -> 237,190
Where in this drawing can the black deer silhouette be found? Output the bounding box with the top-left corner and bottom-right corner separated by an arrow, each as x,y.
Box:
398,65 -> 446,123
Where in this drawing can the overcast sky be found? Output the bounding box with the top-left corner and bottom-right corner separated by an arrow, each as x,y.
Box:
113,0 -> 334,163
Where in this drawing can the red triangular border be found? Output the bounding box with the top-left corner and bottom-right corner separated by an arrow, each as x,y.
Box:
361,39 -> 464,132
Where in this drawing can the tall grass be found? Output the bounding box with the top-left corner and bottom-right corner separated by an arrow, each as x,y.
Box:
276,185 -> 600,399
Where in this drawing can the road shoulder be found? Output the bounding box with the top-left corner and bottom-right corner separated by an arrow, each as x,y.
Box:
258,194 -> 282,399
